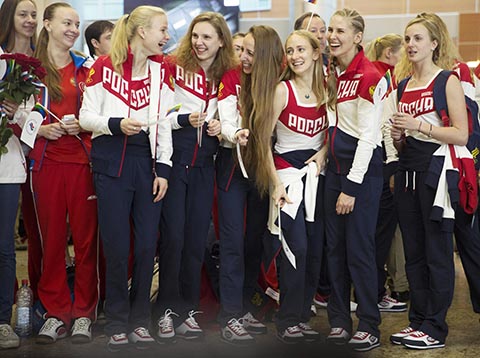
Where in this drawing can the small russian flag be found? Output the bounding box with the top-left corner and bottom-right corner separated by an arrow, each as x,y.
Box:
166,103 -> 182,116
304,0 -> 317,4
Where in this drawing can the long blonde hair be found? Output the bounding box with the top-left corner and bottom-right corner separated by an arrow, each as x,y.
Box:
110,5 -> 166,75
326,8 -> 365,110
395,12 -> 461,82
239,25 -> 284,196
34,2 -> 72,101
174,12 -> 237,86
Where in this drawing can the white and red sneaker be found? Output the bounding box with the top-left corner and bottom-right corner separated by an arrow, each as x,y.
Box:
348,331 -> 380,352
107,333 -> 129,352
176,310 -> 204,340
277,325 -> 304,344
390,326 -> 416,345
402,331 -> 445,350
37,317 -> 67,344
326,327 -> 350,345
157,309 -> 178,344
239,312 -> 267,335
378,294 -> 408,312
298,322 -> 320,342
128,327 -> 155,349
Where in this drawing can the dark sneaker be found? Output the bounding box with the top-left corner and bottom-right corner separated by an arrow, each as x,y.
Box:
37,318 -> 67,344
390,326 -> 416,345
298,322 -> 320,342
107,333 -> 129,352
239,312 -> 267,335
348,331 -> 380,352
276,325 -> 304,344
327,327 -> 350,345
71,317 -> 92,344
402,331 -> 445,350
0,324 -> 20,349
157,309 -> 178,344
391,290 -> 410,302
378,294 -> 407,312
176,310 -> 204,340
221,318 -> 255,346
128,327 -> 155,350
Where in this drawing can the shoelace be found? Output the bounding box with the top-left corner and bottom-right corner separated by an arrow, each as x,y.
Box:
73,318 -> 90,331
228,319 -> 247,335
400,327 -> 415,334
287,326 -> 301,334
298,323 -> 312,330
186,310 -> 202,328
331,327 -> 344,334
410,330 -> 426,338
42,318 -> 61,332
159,309 -> 178,331
134,327 -> 150,337
353,331 -> 369,340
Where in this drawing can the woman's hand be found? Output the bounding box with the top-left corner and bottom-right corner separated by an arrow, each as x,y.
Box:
305,148 -> 328,176
38,122 -> 66,140
153,177 -> 168,202
1,99 -> 20,119
120,118 -> 143,136
235,128 -> 249,146
61,118 -> 81,136
272,183 -> 292,208
336,192 -> 355,215
206,119 -> 221,136
391,112 -> 418,132
189,112 -> 207,128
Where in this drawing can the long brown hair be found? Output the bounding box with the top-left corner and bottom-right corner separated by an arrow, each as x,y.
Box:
174,12 -> 237,86
239,25 -> 284,196
110,6 -> 167,75
326,8 -> 365,110
0,0 -> 37,52
33,2 -> 73,101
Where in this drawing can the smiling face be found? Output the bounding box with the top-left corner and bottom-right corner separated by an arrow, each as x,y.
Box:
286,33 -> 319,76
327,14 -> 362,68
302,16 -> 326,52
140,14 -> 169,56
14,0 -> 37,40
191,21 -> 223,69
404,23 -> 437,65
239,32 -> 254,75
45,6 -> 80,51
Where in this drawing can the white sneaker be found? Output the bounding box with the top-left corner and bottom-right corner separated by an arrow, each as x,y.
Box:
390,326 -> 416,345
176,310 -> 204,340
298,322 -> 320,342
326,327 -> 350,345
71,317 -> 92,344
239,312 -> 267,335
128,327 -> 155,349
107,333 -> 128,352
37,317 -> 67,344
401,331 -> 445,350
277,325 -> 304,344
0,324 -> 20,349
157,309 -> 178,344
378,294 -> 407,312
221,318 -> 255,346
348,331 -> 380,352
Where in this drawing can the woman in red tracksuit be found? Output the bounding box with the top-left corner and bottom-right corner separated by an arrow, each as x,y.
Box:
30,2 -> 98,345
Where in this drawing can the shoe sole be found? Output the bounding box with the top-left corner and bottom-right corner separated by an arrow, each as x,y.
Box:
71,335 -> 92,344
276,334 -> 304,345
107,343 -> 129,352
351,342 -> 380,352
245,328 -> 267,335
404,343 -> 445,350
390,337 -> 406,345
220,337 -> 255,347
379,307 -> 408,312
176,333 -> 204,341
132,341 -> 155,350
155,336 -> 177,345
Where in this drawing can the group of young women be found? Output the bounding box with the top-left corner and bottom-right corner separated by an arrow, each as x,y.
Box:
0,0 -> 477,353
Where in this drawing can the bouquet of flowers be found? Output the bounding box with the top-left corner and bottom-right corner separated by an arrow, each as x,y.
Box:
0,53 -> 46,155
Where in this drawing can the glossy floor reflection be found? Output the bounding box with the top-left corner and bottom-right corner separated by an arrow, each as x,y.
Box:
3,250 -> 479,357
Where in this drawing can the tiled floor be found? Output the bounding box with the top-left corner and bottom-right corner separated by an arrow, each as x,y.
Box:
3,250 -> 479,357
